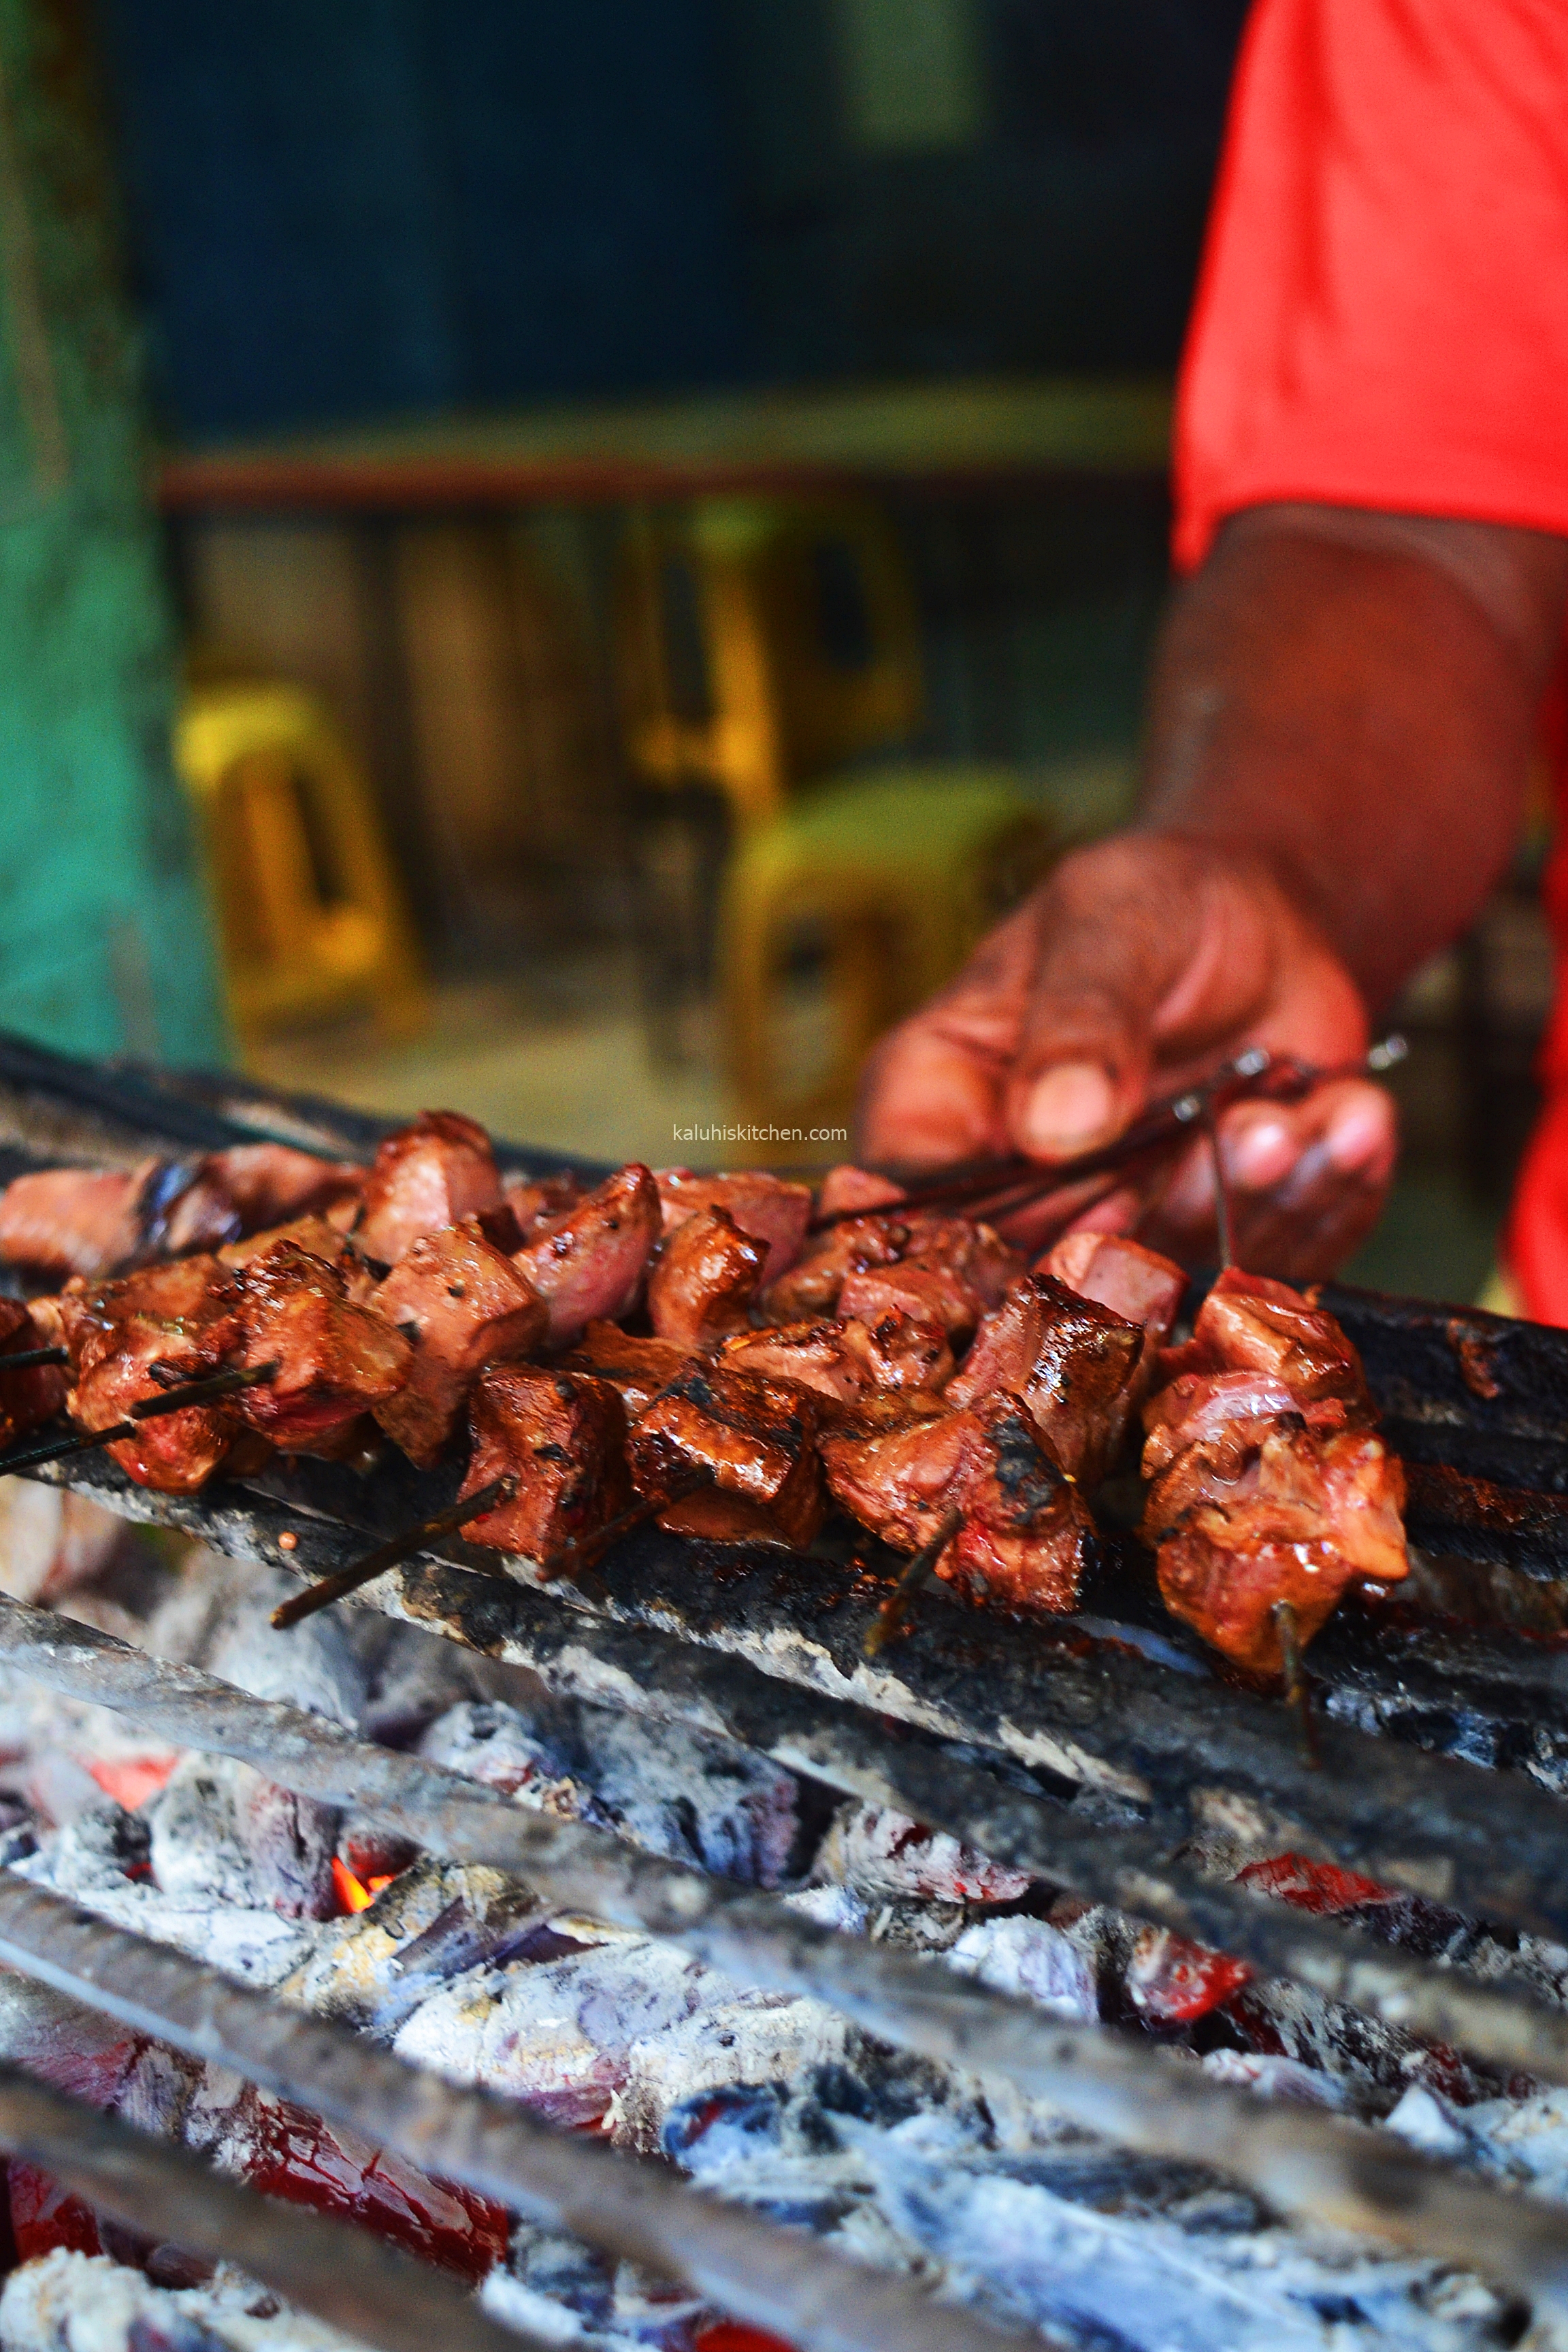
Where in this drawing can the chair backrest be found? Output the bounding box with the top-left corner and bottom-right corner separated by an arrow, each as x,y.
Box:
616,497 -> 925,830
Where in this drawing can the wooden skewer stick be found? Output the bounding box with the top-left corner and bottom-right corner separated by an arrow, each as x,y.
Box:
0,1361 -> 280,1477
272,1474 -> 521,1629
537,1464 -> 714,1581
865,1507 -> 964,1659
1207,1098 -> 1237,1272
1273,1599 -> 1321,1770
0,1346 -> 67,1373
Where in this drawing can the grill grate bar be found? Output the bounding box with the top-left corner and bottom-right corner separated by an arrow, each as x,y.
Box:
6,1601 -> 1568,2310
0,1882 -> 1030,2352
0,2059 -> 536,2352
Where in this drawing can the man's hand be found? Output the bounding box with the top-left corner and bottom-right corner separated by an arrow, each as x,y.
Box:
857,831 -> 1396,1281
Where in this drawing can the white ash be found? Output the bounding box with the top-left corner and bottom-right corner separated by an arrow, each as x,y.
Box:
808,1801 -> 1034,1909
0,2247 -> 368,2352
146,1756 -> 338,1922
280,1861 -> 553,2039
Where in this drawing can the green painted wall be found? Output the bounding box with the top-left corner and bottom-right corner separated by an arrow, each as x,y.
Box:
0,0 -> 222,1065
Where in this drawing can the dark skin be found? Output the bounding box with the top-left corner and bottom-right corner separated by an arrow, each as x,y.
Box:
859,504 -> 1568,1279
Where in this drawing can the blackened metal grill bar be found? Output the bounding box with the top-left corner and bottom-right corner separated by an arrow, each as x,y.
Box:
0,2060 -> 538,2352
5,1601 -> 1568,2313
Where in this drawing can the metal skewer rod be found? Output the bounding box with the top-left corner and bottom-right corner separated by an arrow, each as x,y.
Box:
537,1464 -> 714,1580
1207,1096 -> 1237,1271
0,1344 -> 67,1371
272,1472 -> 519,1629
864,1507 -> 964,1658
0,1360 -> 280,1475
1273,1598 -> 1322,1770
0,2059 -> 532,2352
2,1607 -> 1568,2313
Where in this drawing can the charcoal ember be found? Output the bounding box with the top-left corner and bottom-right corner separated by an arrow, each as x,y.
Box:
483,2227 -> 708,2351
204,1566 -> 369,1728
811,1803 -> 1032,1908
945,1916 -> 1098,2022
1221,1974 -> 1499,2114
0,2249 -> 347,2352
647,1203 -> 767,1346
615,1989 -> 855,2155
416,1699 -> 607,1823
181,2070 -> 509,2285
1125,1927 -> 1254,2026
394,1931 -> 706,2131
357,1109 -> 503,1267
459,1365 -> 632,1559
512,1163 -> 663,1348
0,1480 -> 127,1606
1200,2048 -> 1348,2108
488,2219 -> 616,2332
627,1362 -> 826,1549
370,1220 -> 546,1468
280,1861 -> 551,2038
145,1757 -> 337,1921
356,1620 -> 491,1750
27,1799 -> 151,1895
422,1695 -> 807,1889
336,1817 -> 419,1884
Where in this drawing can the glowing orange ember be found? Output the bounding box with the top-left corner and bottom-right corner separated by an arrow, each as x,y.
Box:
696,2327 -> 797,2352
331,1857 -> 396,1914
87,1754 -> 177,1811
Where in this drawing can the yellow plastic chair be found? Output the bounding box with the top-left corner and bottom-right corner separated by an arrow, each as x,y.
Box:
176,679 -> 425,1044
618,496 -> 925,833
720,771 -> 1053,1147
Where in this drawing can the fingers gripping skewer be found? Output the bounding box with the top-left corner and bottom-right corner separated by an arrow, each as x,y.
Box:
271,1473 -> 521,1628
0,1360 -> 280,1475
864,1507 -> 965,1659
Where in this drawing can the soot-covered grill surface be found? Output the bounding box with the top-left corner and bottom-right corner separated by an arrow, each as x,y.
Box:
10,1041 -> 1568,2346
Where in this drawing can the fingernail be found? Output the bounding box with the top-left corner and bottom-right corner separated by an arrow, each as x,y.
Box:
1021,1063 -> 1116,1155
1326,1096 -> 1390,1172
1229,1117 -> 1292,1188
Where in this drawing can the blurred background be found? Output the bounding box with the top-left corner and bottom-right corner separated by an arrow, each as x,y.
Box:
0,0 -> 1546,1299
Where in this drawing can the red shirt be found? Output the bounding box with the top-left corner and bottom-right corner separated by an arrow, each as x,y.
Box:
1173,0 -> 1568,1320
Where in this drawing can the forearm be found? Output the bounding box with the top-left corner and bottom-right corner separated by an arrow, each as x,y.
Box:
1139,506 -> 1568,1011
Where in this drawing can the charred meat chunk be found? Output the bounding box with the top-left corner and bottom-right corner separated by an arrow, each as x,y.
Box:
371,1220 -> 547,1468
1042,1231 -> 1186,1348
948,1272 -> 1143,1484
504,1171 -> 583,1241
0,1163 -> 157,1280
459,1365 -> 631,1560
219,1215 -> 380,1300
63,1256 -> 249,1494
1146,1423 -> 1408,1675
822,1392 -> 1094,1616
655,1169 -> 811,1284
1140,1267 -> 1407,1673
0,1298 -> 66,1443
760,1213 -> 908,1322
648,1204 -> 766,1346
559,1320 -> 696,1418
161,1145 -> 363,1256
236,1239 -> 411,1458
722,1310 -> 953,1421
815,1164 -> 907,1217
513,1164 -> 662,1349
357,1111 -> 503,1264
627,1362 -> 826,1549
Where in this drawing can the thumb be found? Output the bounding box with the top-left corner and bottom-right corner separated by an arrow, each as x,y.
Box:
1002,847 -> 1200,1161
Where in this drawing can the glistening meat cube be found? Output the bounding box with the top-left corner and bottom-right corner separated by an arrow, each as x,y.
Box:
627,1362 -> 826,1548
161,1143 -> 363,1255
220,1213 -> 379,1301
236,1239 -> 412,1458
947,1272 -> 1142,1484
1145,1422 -> 1409,1674
760,1212 -> 907,1322
0,1298 -> 66,1443
357,1110 -> 502,1264
822,1392 -> 1095,1615
647,1204 -> 766,1345
512,1164 -> 662,1348
1043,1232 -> 1186,1348
561,1321 -> 696,1417
62,1258 -> 248,1494
655,1169 -> 812,1282
372,1220 -> 547,1468
721,1311 -> 953,1420
459,1366 -> 631,1560
0,1164 -> 156,1279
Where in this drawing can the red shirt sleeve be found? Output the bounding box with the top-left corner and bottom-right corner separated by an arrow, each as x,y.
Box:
1174,0 -> 1568,572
